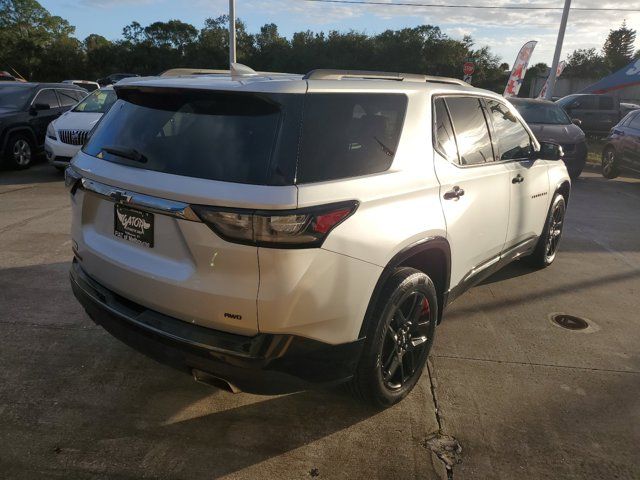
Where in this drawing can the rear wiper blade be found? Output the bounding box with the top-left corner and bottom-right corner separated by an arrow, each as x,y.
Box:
374,136 -> 395,157
101,145 -> 148,163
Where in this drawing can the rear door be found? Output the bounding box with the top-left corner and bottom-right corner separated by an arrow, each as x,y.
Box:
485,98 -> 550,250
433,95 -> 511,287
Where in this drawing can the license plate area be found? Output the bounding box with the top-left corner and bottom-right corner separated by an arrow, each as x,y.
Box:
114,204 -> 154,248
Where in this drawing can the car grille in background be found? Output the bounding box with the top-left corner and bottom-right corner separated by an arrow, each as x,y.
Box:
59,130 -> 89,145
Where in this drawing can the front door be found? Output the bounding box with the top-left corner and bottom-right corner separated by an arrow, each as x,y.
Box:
432,96 -> 511,288
29,89 -> 61,145
484,99 -> 550,250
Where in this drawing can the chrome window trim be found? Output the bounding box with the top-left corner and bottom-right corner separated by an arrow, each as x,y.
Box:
77,175 -> 201,222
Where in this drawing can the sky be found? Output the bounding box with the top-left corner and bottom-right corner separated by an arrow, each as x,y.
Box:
40,0 -> 640,69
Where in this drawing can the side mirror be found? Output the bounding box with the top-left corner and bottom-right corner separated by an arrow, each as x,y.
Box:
538,142 -> 563,161
572,118 -> 582,126
30,103 -> 50,114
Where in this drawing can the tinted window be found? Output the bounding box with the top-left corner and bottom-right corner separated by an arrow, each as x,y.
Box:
84,88 -> 301,185
433,97 -> 459,163
297,94 -> 407,183
33,89 -> 59,108
57,89 -> 81,106
445,96 -> 494,165
73,89 -> 117,113
599,96 -> 614,109
0,85 -> 36,109
629,114 -> 640,130
486,100 -> 532,160
572,96 -> 597,109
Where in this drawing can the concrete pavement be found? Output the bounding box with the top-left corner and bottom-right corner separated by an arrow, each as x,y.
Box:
1,164 -> 638,479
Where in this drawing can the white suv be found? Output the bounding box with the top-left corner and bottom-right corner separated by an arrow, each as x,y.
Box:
66,66 -> 570,406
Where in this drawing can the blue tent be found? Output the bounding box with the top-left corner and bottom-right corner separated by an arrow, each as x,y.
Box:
581,58 -> 640,94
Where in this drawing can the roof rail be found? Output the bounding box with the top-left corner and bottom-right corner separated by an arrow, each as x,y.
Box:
303,69 -> 468,86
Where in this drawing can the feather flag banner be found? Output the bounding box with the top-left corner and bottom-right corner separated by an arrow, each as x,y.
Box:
504,40 -> 537,98
537,61 -> 566,99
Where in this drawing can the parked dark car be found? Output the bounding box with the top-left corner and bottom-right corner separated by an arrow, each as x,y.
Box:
556,94 -> 622,135
601,111 -> 640,179
96,73 -> 139,86
510,98 -> 587,179
0,82 -> 86,169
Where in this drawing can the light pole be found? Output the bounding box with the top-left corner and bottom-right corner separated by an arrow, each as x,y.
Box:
545,0 -> 571,100
229,0 -> 236,66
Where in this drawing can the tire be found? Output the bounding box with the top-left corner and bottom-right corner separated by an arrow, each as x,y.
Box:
601,146 -> 619,179
4,132 -> 34,169
525,193 -> 566,268
568,162 -> 585,180
349,267 -> 438,407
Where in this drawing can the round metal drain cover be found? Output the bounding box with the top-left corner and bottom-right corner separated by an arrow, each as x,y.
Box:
551,314 -> 589,331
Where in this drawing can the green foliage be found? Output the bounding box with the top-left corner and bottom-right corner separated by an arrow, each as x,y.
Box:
565,48 -> 610,78
602,21 -> 636,71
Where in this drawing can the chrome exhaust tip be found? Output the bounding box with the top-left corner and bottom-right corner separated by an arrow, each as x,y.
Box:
192,369 -> 241,393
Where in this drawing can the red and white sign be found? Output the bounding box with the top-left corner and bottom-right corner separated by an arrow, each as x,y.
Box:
463,62 -> 475,76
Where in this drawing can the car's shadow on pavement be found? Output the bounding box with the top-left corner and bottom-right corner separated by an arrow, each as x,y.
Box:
0,160 -> 62,186
0,261 -> 395,480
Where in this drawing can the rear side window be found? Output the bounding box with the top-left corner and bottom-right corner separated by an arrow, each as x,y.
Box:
33,89 -> 59,108
599,96 -> 614,110
445,96 -> 494,166
83,88 -> 302,185
486,100 -> 532,160
57,89 -> 80,106
296,93 -> 407,183
433,97 -> 459,163
629,114 -> 640,130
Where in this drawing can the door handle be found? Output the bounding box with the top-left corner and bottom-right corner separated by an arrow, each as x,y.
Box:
512,174 -> 524,184
444,186 -> 465,200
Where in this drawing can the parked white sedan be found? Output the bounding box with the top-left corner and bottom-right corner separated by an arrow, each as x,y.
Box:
45,87 -> 116,170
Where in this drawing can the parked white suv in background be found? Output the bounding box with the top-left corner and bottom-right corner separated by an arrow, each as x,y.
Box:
46,87 -> 116,170
66,66 -> 570,406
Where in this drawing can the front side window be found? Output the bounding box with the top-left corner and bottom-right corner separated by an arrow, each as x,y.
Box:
33,89 -> 59,108
486,100 -> 532,161
296,93 -> 407,183
433,97 -> 459,163
74,89 -> 117,113
445,96 -> 494,166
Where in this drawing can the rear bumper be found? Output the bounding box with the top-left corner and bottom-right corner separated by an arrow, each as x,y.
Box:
70,260 -> 364,394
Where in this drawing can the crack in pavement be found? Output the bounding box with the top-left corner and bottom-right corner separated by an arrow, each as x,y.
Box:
426,358 -> 461,479
434,354 -> 640,374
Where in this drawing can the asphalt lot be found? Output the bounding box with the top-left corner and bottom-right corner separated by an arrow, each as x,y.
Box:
1,163 -> 639,479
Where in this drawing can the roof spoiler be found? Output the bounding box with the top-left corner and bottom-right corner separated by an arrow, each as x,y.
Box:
303,69 -> 467,86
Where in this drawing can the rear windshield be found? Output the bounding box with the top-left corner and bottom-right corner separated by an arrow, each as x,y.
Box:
83,88 -> 407,185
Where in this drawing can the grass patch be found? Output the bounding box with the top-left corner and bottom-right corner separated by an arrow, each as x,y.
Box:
586,137 -> 606,166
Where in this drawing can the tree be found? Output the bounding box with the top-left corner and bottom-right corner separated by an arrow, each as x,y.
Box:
0,0 -> 76,79
602,21 -> 636,71
565,48 -> 609,78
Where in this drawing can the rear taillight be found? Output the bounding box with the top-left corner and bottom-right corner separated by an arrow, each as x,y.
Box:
192,201 -> 358,248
